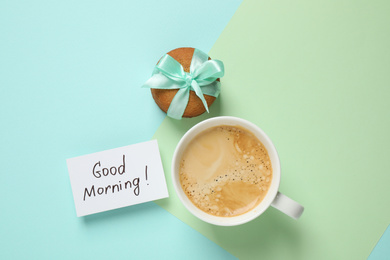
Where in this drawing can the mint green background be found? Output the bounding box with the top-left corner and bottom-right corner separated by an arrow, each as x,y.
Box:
153,0 -> 390,259
0,0 -> 241,259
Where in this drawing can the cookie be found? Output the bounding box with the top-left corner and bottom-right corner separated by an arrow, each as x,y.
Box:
151,47 -> 220,118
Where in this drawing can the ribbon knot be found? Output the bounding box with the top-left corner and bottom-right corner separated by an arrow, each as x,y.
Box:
142,49 -> 224,119
185,74 -> 193,86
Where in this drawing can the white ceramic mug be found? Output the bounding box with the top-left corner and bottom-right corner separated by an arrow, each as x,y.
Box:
171,116 -> 304,226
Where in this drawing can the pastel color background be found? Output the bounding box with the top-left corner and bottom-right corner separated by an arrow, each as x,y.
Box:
368,224 -> 390,260
0,0 -> 240,259
1,0 -> 390,259
153,0 -> 390,259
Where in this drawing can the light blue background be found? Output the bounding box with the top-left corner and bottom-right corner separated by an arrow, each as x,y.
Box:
0,0 -> 241,258
368,224 -> 390,260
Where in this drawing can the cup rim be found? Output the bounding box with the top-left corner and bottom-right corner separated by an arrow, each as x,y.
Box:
171,116 -> 281,226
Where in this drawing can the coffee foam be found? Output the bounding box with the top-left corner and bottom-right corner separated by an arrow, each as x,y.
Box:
179,125 -> 273,217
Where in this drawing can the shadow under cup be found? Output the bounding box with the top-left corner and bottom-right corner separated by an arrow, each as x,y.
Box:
171,116 -> 283,226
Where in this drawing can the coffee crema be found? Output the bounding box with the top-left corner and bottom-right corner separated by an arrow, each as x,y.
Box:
179,125 -> 273,217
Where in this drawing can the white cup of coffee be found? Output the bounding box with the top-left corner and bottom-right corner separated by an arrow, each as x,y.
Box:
171,116 -> 304,226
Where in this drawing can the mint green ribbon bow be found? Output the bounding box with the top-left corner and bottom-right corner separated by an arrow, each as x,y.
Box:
142,49 -> 224,119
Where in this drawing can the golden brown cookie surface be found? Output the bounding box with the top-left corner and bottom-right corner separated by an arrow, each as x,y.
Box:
151,47 -> 218,118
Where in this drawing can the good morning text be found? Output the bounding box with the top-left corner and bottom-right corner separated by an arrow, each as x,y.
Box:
83,155 -> 147,201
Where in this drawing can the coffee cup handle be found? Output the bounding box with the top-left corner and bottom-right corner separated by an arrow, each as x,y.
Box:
271,192 -> 304,220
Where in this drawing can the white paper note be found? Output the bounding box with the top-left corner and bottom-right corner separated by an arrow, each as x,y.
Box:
67,140 -> 168,217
